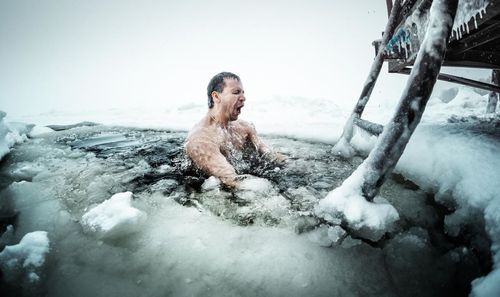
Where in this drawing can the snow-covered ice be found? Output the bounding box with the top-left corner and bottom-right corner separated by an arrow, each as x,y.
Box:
81,191 -> 147,239
0,111 -> 30,161
0,231 -> 50,286
315,163 -> 400,242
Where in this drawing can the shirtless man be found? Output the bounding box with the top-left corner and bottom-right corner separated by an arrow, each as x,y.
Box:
185,72 -> 286,187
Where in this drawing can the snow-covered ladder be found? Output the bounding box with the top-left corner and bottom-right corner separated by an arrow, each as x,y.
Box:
333,0 -> 460,201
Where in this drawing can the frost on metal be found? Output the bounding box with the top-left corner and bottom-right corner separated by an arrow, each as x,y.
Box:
386,0 -> 490,60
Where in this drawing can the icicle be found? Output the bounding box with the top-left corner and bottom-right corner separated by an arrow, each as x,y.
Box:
452,0 -> 490,39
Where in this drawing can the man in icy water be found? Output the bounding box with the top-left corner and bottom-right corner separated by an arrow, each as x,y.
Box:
185,72 -> 286,187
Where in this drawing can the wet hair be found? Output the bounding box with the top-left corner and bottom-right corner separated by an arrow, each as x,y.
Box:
207,72 -> 240,108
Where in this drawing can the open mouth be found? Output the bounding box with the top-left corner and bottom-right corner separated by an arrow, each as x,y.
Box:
236,105 -> 243,115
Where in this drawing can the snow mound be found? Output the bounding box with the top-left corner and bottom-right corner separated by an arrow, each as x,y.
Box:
315,165 -> 399,242
426,86 -> 490,122
0,111 -> 11,160
0,111 -> 31,161
81,191 -> 147,239
0,231 -> 50,283
29,125 -> 54,137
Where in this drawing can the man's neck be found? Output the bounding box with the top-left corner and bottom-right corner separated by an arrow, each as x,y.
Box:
208,110 -> 229,128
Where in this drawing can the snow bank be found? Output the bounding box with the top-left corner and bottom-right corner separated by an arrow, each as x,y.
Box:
8,96 -> 347,144
81,191 -> 147,239
0,111 -> 10,159
393,124 -> 500,296
0,231 -> 50,283
425,86 -> 492,122
0,111 -> 35,161
351,84 -> 500,294
315,163 -> 400,241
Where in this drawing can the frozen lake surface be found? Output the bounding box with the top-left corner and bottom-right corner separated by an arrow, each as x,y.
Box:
0,124 -> 491,297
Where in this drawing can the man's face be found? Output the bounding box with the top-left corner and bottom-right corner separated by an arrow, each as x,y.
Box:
217,78 -> 245,121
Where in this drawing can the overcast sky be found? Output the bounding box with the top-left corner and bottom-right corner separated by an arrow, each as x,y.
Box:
1,0 -> 406,116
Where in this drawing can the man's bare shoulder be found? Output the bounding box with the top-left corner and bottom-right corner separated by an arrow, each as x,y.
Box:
231,119 -> 256,133
186,120 -> 216,148
187,118 -> 211,138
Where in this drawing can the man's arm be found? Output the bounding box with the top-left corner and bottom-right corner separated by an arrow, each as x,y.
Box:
246,122 -> 287,162
185,135 -> 239,187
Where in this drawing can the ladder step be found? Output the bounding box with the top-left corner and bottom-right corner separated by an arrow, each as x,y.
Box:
353,118 -> 384,136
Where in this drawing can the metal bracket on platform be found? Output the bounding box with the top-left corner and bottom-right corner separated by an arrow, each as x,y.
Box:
397,68 -> 500,93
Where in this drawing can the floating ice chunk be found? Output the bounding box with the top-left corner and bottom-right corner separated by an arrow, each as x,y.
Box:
471,269 -> 500,297
234,176 -> 276,203
327,225 -> 347,244
201,176 -> 221,191
81,191 -> 147,239
150,178 -> 179,194
307,225 -> 346,247
307,226 -> 332,247
315,166 -> 399,241
261,195 -> 291,218
157,164 -> 175,174
237,176 -> 274,194
0,231 -> 50,283
10,162 -> 45,180
29,125 -> 54,137
294,216 -> 319,234
341,236 -> 362,249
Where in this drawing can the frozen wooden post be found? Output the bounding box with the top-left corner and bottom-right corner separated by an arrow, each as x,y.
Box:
358,0 -> 458,201
486,69 -> 499,113
332,0 -> 403,158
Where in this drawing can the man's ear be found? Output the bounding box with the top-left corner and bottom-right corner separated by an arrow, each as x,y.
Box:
211,91 -> 221,104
